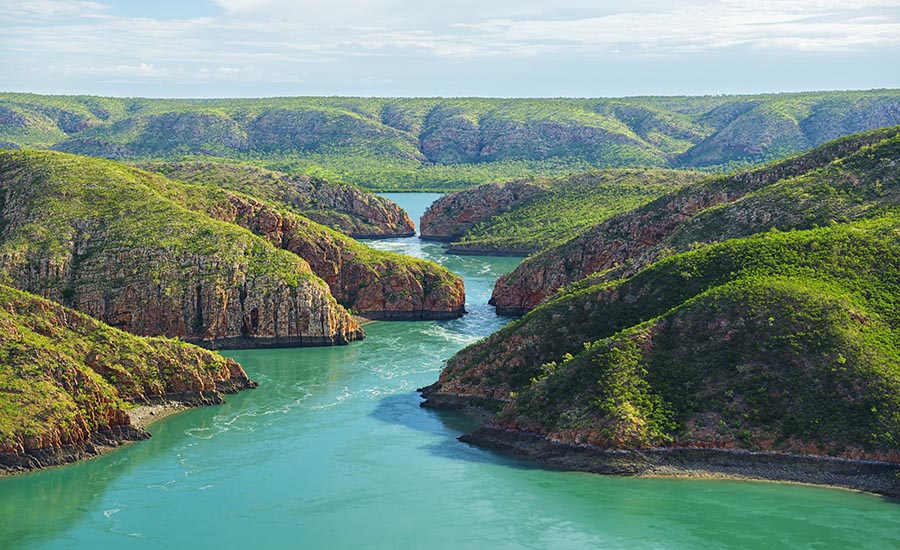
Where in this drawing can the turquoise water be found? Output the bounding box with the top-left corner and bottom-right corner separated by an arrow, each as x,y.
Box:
1,193 -> 899,549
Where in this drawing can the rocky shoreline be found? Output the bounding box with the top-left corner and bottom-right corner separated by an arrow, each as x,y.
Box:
359,307 -> 467,321
444,244 -> 535,257
0,385 -> 257,477
189,332 -> 364,350
420,388 -> 900,499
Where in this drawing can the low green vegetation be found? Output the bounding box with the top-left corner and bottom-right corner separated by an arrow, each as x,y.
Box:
447,217 -> 900,455
136,160 -> 415,237
0,283 -> 244,453
0,149 -> 323,293
450,170 -> 705,253
3,91 -> 900,190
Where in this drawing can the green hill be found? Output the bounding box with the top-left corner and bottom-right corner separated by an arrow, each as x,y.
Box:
420,169 -> 705,255
3,91 -> 900,190
491,126 -> 900,314
428,217 -> 900,461
0,283 -> 256,473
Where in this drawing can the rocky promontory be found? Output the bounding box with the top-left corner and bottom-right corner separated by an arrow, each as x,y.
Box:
419,179 -> 548,241
189,189 -> 466,321
141,161 -> 416,238
0,284 -> 256,474
421,170 -> 704,257
424,215 -> 900,496
0,150 -> 364,348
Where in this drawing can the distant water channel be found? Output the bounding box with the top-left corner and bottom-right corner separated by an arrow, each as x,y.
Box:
1,193 -> 898,549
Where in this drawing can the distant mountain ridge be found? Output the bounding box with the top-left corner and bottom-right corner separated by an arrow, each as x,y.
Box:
2,91 -> 900,189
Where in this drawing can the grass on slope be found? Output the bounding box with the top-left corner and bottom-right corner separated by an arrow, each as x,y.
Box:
451,169 -> 706,252
0,150 -> 322,288
503,275 -> 900,454
0,284 -> 236,448
445,217 -> 900,399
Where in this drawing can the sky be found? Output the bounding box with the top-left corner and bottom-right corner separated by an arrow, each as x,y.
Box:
2,0 -> 900,98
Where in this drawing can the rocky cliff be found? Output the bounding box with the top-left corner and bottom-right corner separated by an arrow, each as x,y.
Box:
419,179 -> 548,241
140,161 -> 415,238
421,170 -> 705,255
0,284 -> 256,473
181,189 -> 466,320
0,150 -> 364,348
491,126 -> 900,314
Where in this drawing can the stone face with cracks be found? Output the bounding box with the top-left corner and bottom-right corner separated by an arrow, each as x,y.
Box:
0,150 -> 364,349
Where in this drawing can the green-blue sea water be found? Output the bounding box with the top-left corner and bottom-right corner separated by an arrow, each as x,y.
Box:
1,193 -> 898,549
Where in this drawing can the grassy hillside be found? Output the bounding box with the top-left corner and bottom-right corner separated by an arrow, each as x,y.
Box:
437,217 -> 900,458
0,283 -> 255,470
491,125 -> 900,313
136,161 -> 415,238
2,91 -> 900,190
439,170 -> 706,254
0,149 -> 363,348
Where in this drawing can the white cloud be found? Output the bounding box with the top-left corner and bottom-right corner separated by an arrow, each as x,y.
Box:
31,62 -> 270,82
2,0 -> 900,95
455,2 -> 900,55
0,0 -> 108,21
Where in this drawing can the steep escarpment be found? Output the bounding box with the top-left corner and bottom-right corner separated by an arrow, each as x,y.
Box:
0,150 -> 363,348
4,91 -> 900,190
139,161 -> 415,238
168,187 -> 465,321
491,125 -> 900,314
423,170 -> 704,255
0,284 -> 256,473
419,179 -> 548,241
426,218 -> 900,477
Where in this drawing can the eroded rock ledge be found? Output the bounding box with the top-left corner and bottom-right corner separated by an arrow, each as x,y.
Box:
419,388 -> 900,498
459,427 -> 900,498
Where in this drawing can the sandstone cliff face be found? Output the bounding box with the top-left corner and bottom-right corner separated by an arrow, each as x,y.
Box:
140,161 -> 415,238
490,126 -> 900,314
201,192 -> 466,320
0,150 -> 363,349
0,284 -> 257,473
419,179 -> 548,241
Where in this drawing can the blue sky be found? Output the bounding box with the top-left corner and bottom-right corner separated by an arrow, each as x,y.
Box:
2,0 -> 900,98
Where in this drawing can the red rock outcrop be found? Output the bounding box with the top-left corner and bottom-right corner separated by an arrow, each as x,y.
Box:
419,179 -> 548,241
207,192 -> 466,320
